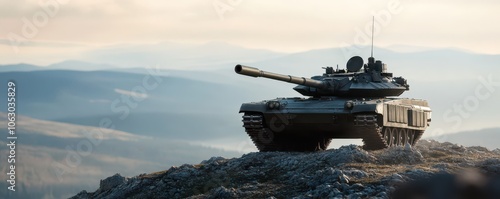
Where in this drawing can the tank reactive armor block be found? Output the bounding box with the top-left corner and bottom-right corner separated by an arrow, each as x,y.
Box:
235,56 -> 431,152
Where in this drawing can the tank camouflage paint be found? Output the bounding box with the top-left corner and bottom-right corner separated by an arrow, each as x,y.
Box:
235,56 -> 431,151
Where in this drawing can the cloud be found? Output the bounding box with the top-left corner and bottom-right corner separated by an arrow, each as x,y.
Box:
1,0 -> 500,65
114,88 -> 148,99
0,39 -> 88,48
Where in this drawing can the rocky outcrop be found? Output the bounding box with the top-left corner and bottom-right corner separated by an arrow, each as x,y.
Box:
71,140 -> 500,199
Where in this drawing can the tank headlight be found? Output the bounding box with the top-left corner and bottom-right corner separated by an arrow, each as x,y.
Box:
267,101 -> 280,109
345,101 -> 354,109
268,102 -> 275,109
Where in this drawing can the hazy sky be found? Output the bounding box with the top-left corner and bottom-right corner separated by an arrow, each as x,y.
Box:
1,0 -> 499,65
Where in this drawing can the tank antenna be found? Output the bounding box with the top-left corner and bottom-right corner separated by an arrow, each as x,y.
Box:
371,16 -> 374,57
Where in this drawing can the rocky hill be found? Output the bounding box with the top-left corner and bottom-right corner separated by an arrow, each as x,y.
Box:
71,140 -> 500,199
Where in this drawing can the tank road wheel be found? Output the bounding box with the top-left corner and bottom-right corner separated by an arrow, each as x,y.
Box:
398,129 -> 405,146
375,127 -> 425,149
393,129 -> 400,146
392,129 -> 399,146
410,130 -> 418,145
404,129 -> 414,145
396,128 -> 408,146
399,128 -> 408,146
391,128 -> 398,146
403,129 -> 422,146
383,127 -> 394,147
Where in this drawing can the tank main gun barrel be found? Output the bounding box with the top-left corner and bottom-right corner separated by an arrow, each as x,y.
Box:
235,64 -> 325,88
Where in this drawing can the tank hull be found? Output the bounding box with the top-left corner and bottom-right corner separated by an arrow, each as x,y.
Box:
240,97 -> 431,151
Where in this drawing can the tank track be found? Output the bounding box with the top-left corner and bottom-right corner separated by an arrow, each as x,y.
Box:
242,113 -> 331,152
242,113 -> 424,152
360,126 -> 387,150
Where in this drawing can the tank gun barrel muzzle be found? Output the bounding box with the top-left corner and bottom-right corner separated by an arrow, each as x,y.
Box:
235,64 -> 325,88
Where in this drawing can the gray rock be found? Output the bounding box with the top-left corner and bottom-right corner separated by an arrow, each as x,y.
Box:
70,190 -> 89,199
208,186 -> 237,199
347,192 -> 365,199
468,146 -> 489,153
383,173 -> 405,186
69,140 -> 500,199
376,191 -> 388,198
201,156 -> 227,165
344,169 -> 369,179
325,145 -> 376,165
376,146 -> 424,165
493,148 -> 500,154
99,173 -> 126,191
479,158 -> 500,174
403,169 -> 433,181
432,163 -> 449,171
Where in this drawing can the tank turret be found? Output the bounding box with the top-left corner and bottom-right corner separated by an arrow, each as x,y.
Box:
235,56 -> 409,98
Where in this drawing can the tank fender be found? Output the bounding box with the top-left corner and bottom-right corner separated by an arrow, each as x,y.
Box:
351,103 -> 383,114
239,102 -> 267,113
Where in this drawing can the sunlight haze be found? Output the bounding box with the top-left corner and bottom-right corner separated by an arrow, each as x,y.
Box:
1,0 -> 499,65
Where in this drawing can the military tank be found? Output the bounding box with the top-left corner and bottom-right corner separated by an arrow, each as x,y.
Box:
235,56 -> 431,151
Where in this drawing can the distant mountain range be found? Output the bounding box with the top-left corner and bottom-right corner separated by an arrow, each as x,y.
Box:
0,113 -> 241,199
0,60 -> 118,72
0,63 -> 41,72
0,41 -> 286,72
1,44 -> 498,136
431,127 -> 500,150
80,41 -> 286,69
